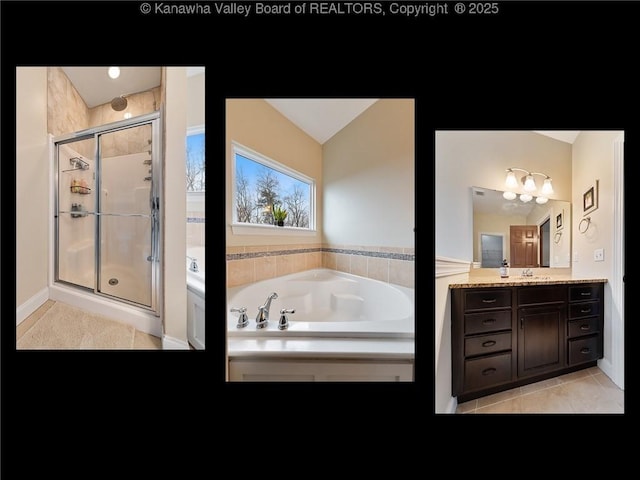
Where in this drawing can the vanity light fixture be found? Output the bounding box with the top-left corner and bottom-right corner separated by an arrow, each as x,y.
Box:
504,167 -> 554,204
108,66 -> 120,79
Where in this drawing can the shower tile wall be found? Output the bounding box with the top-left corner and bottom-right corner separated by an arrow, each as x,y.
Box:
47,67 -> 160,138
88,87 -> 161,127
47,67 -> 90,142
226,243 -> 414,288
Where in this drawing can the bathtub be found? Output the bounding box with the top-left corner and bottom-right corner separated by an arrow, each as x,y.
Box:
227,268 -> 414,339
187,246 -> 205,349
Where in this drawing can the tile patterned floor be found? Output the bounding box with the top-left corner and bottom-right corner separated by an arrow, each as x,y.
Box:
455,366 -> 624,414
17,300 -> 163,350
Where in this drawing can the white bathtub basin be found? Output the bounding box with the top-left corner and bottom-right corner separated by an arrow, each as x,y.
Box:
227,268 -> 414,339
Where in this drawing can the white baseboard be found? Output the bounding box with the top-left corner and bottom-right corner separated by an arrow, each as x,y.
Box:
16,287 -> 49,325
162,335 -> 191,350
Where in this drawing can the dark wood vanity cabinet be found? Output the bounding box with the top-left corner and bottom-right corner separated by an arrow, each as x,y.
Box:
451,282 -> 604,402
567,284 -> 603,365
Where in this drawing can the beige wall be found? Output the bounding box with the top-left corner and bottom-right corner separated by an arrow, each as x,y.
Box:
572,131 -> 623,374
323,99 -> 414,248
16,67 -> 50,308
226,99 -> 323,247
571,132 -> 619,278
162,67 -> 188,342
187,73 -> 205,128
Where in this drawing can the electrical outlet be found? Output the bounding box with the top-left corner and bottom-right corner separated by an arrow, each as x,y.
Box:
594,248 -> 604,262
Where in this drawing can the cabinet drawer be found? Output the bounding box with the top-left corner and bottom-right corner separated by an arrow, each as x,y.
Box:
464,353 -> 512,392
568,317 -> 600,338
465,332 -> 511,357
464,310 -> 512,335
518,285 -> 566,306
464,289 -> 511,311
569,284 -> 601,302
568,335 -> 600,365
569,301 -> 600,319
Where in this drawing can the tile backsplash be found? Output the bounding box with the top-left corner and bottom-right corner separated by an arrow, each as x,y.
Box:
226,243 -> 414,288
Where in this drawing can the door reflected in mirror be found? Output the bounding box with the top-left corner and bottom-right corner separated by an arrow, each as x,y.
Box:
472,186 -> 571,268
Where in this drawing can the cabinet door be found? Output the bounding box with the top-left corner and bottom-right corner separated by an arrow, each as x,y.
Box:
517,304 -> 565,378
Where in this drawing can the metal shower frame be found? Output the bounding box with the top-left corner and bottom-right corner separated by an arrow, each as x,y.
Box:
52,110 -> 163,316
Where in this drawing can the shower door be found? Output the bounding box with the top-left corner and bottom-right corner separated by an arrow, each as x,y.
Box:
56,138 -> 97,289
55,112 -> 161,314
97,122 -> 158,309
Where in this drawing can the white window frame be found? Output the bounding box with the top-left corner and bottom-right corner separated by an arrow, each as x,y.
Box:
231,141 -> 316,236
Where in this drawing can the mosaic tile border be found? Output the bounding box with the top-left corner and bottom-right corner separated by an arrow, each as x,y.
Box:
226,247 -> 414,262
187,217 -> 205,223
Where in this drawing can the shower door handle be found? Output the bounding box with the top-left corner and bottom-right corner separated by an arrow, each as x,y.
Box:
149,202 -> 159,263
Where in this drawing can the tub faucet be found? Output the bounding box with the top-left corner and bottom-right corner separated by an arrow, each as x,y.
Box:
186,255 -> 198,273
256,292 -> 278,329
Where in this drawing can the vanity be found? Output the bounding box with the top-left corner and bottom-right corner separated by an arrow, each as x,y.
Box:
450,276 -> 606,403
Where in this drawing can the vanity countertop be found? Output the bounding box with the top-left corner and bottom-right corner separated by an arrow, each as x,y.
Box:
448,275 -> 608,288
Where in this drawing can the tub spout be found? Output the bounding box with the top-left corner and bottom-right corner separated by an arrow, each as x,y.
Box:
186,255 -> 198,272
256,292 -> 278,329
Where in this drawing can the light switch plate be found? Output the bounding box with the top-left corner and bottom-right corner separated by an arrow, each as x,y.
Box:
594,248 -> 604,261
573,252 -> 579,262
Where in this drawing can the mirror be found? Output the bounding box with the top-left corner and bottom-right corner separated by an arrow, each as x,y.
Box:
472,186 -> 571,268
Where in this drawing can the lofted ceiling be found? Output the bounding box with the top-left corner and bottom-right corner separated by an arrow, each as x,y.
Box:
265,98 -> 379,144
61,66 -> 205,108
533,130 -> 581,144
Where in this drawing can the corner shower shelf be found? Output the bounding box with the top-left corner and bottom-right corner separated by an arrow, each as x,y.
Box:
70,185 -> 92,194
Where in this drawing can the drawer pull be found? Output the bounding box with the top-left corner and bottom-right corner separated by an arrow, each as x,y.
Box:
481,318 -> 496,325
580,292 -> 592,296
580,307 -> 592,313
482,340 -> 497,347
482,298 -> 497,303
580,325 -> 591,331
580,347 -> 591,354
482,368 -> 497,376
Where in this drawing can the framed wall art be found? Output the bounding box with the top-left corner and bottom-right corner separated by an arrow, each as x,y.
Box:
583,179 -> 599,216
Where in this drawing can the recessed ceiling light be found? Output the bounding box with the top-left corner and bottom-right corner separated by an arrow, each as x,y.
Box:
108,67 -> 120,79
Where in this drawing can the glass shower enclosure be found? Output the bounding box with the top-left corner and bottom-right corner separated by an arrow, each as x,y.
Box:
54,112 -> 161,314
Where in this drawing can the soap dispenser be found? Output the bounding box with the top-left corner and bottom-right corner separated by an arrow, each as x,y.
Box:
500,259 -> 509,278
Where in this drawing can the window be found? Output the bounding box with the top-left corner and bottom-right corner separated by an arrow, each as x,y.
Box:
232,142 -> 315,231
186,126 -> 205,192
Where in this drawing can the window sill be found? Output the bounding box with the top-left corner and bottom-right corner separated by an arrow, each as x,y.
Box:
231,223 -> 317,236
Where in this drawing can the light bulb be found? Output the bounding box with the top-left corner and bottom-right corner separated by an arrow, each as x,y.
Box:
523,175 -> 537,192
536,196 -> 548,204
503,191 -> 517,200
108,66 -> 120,79
541,178 -> 554,195
505,170 -> 518,189
520,193 -> 533,203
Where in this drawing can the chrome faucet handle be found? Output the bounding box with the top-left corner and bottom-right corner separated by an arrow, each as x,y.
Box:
278,309 -> 295,330
231,307 -> 249,328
